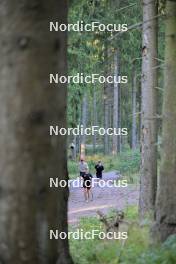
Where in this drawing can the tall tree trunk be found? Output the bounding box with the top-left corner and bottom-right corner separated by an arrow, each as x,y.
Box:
70,137 -> 76,161
0,1 -> 72,264
132,64 -> 137,150
138,80 -> 142,146
93,84 -> 97,154
153,0 -> 176,242
118,62 -> 121,153
104,46 -> 110,155
80,92 -> 87,159
112,51 -> 119,155
139,0 -> 158,218
104,92 -> 109,155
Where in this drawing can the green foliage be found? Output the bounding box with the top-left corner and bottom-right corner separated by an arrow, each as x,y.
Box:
67,0 -> 143,142
137,235 -> 176,264
68,160 -> 79,179
69,206 -> 149,264
68,148 -> 141,182
70,206 -> 176,264
69,217 -> 102,264
105,148 -> 140,172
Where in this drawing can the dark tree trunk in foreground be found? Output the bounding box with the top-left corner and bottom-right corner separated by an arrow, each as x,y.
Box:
139,0 -> 158,218
153,0 -> 176,242
0,1 -> 72,264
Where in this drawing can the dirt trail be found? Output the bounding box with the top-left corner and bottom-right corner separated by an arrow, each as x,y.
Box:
68,171 -> 139,224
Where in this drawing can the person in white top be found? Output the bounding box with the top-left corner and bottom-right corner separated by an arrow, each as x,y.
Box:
79,159 -> 89,178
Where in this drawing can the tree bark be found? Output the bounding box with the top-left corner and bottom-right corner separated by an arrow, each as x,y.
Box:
139,0 -> 158,218
0,1 -> 73,264
112,51 -> 119,155
104,46 -> 110,155
93,84 -> 97,154
80,92 -> 87,159
117,60 -> 121,153
132,64 -> 137,150
104,92 -> 109,155
152,0 -> 176,242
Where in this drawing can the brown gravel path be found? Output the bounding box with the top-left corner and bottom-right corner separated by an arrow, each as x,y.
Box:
68,171 -> 139,224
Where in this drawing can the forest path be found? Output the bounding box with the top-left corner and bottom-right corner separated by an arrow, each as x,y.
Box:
68,171 -> 139,224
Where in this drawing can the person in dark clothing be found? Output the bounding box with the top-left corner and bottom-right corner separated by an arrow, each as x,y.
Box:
81,169 -> 93,202
95,160 -> 104,179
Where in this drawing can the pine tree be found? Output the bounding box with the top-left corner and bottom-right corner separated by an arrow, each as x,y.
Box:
0,1 -> 73,263
153,0 -> 176,242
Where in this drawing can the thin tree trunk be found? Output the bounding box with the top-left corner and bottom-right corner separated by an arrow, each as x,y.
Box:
118,62 -> 121,152
112,51 -> 119,155
93,84 -> 97,154
73,135 -> 77,160
104,46 -> 110,155
80,92 -> 87,158
104,94 -> 109,155
139,0 -> 158,218
0,1 -> 73,264
138,81 -> 142,146
70,137 -> 76,161
153,0 -> 176,242
132,64 -> 137,150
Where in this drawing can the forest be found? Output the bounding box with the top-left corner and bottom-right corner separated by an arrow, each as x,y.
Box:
0,0 -> 176,264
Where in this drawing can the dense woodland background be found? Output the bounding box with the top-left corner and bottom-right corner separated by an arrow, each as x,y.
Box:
0,0 -> 175,263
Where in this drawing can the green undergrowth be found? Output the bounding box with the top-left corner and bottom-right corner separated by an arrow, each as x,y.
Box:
68,148 -> 140,184
69,206 -> 176,264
